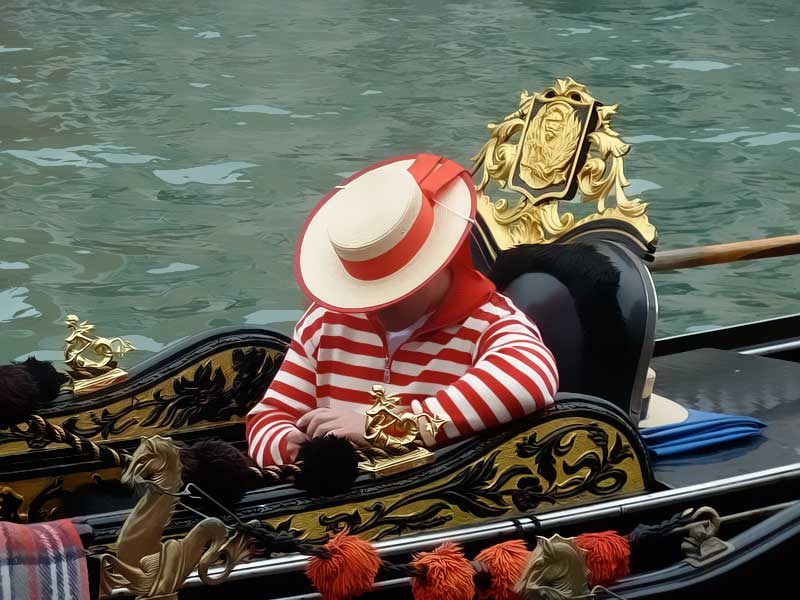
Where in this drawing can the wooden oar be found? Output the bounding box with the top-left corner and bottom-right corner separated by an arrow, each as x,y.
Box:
649,234 -> 800,272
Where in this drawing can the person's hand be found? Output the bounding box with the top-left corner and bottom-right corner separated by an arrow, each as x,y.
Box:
285,428 -> 310,463
297,408 -> 367,446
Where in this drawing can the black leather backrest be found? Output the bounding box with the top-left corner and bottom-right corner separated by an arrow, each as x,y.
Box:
585,240 -> 657,423
494,240 -> 657,424
502,272 -> 585,395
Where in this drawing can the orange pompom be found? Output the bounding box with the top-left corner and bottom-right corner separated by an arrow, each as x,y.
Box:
411,542 -> 475,600
306,532 -> 381,600
575,531 -> 630,587
474,540 -> 531,600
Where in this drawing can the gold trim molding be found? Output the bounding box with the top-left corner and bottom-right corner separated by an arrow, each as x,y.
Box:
472,77 -> 657,253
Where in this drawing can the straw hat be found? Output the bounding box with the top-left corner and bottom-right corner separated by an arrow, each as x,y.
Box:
295,154 -> 476,312
637,368 -> 689,428
638,393 -> 689,428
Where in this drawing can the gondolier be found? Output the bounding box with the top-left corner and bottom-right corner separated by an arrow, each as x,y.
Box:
246,154 -> 559,467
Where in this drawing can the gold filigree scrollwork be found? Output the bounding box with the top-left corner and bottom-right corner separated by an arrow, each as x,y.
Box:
575,104 -> 655,237
472,77 -> 656,251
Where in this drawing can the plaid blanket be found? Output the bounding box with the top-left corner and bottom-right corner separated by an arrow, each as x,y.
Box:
0,519 -> 90,600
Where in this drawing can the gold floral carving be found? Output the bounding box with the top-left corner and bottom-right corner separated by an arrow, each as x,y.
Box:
0,346 -> 283,457
472,77 -> 657,252
261,417 -> 646,544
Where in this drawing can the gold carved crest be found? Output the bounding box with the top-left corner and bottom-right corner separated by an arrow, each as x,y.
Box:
511,85 -> 594,200
473,78 -> 657,252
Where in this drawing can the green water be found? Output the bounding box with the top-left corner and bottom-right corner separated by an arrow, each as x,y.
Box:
2,0 -> 799,363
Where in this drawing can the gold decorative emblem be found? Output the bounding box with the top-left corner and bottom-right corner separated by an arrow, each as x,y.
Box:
472,77 -> 657,252
63,314 -> 135,394
360,385 -> 446,477
519,100 -> 583,190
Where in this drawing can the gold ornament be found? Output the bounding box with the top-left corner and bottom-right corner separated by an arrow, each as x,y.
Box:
472,78 -> 657,253
63,314 -> 135,394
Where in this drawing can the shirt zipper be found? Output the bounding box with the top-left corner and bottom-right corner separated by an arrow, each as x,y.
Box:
367,316 -> 392,384
369,313 -> 438,385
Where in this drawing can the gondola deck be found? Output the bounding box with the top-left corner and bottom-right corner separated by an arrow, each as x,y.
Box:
651,347 -> 800,489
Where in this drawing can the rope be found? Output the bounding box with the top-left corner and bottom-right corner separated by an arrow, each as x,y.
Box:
250,462 -> 303,485
24,414 -> 300,486
26,414 -> 131,466
377,562 -> 423,579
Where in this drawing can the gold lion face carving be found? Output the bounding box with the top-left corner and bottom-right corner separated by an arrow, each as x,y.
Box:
518,100 -> 582,190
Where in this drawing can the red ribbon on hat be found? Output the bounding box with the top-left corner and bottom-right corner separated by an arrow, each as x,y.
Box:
338,154 -> 467,281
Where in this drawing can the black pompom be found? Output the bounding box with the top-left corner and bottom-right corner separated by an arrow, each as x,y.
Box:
0,358 -> 68,428
179,439 -> 255,510
21,357 -> 69,401
294,436 -> 359,496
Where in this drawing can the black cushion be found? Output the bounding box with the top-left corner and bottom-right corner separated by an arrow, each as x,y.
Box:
503,272 -> 584,394
488,241 -> 656,421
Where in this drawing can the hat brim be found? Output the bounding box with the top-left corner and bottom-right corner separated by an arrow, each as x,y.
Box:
295,155 -> 476,313
638,393 -> 690,429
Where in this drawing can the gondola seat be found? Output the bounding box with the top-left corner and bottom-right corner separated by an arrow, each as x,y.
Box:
482,238 -> 658,426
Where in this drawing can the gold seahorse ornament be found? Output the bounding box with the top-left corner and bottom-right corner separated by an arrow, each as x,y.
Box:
360,385 -> 447,477
63,314 -> 136,393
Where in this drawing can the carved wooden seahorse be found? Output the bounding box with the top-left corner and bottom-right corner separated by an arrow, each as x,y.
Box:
99,435 -> 252,600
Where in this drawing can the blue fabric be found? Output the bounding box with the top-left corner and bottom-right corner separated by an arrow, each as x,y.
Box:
641,408 -> 766,458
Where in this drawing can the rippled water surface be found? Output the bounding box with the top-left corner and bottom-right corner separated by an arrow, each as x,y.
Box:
2,1 -> 799,362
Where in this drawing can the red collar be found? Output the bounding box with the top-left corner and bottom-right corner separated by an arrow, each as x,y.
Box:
413,246 -> 496,336
358,244 -> 496,340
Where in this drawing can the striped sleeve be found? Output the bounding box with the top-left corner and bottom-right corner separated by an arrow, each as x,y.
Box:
246,312 -> 322,467
411,314 -> 558,442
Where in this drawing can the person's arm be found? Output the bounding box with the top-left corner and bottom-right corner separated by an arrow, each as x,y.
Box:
246,332 -> 318,467
411,314 -> 558,442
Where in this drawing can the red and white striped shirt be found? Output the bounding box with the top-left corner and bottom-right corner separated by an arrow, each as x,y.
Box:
246,266 -> 558,467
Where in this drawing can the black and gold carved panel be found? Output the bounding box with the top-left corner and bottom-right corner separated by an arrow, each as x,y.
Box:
225,401 -> 654,546
0,329 -> 289,457
0,467 -> 123,523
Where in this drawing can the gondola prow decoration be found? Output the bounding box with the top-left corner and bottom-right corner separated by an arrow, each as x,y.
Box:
98,436 -> 253,600
63,314 -> 136,394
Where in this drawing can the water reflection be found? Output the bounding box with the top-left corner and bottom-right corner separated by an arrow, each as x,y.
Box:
1,0 -> 799,362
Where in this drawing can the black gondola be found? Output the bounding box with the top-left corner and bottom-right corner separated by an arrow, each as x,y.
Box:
1,78 -> 798,599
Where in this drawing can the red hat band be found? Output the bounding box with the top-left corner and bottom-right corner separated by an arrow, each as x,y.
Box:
337,154 -> 467,282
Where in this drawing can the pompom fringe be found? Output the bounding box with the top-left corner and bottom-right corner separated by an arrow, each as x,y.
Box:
474,540 -> 530,600
411,542 -> 475,600
575,530 -> 630,587
295,436 -> 359,496
306,532 -> 381,600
